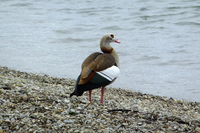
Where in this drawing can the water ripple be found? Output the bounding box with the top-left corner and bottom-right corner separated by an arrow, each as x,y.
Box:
175,22 -> 200,26
10,3 -> 33,7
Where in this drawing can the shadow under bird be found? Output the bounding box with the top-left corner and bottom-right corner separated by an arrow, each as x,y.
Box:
70,33 -> 120,104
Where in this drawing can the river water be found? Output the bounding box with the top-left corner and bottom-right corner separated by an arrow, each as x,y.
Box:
1,0 -> 200,102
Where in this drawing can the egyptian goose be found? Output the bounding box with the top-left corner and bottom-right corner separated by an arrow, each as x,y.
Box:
70,33 -> 120,104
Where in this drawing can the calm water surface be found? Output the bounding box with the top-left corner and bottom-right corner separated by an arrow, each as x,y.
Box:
0,0 -> 200,102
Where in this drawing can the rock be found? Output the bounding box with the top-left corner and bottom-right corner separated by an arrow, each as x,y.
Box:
63,120 -> 74,124
63,99 -> 70,103
76,107 -> 82,110
122,123 -> 128,126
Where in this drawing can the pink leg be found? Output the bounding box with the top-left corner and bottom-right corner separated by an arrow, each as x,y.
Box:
89,90 -> 92,102
100,87 -> 105,104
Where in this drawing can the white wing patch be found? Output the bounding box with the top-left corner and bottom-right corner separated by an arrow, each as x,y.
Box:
96,66 -> 120,81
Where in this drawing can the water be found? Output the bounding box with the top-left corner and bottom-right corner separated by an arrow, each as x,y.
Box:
1,0 -> 200,102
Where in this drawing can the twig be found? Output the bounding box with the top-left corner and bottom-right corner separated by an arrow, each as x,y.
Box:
107,109 -> 131,112
83,102 -> 92,109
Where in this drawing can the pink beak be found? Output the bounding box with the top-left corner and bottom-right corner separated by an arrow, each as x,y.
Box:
114,40 -> 121,43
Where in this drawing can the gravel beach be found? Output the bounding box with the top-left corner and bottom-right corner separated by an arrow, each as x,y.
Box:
0,66 -> 200,133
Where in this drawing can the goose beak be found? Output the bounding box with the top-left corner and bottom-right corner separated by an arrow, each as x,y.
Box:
114,40 -> 121,43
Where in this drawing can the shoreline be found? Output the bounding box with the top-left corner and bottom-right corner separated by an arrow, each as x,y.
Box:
0,66 -> 200,132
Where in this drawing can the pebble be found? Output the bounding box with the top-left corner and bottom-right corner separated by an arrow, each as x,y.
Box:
0,66 -> 200,133
63,120 -> 74,124
63,99 -> 70,103
122,123 -> 128,126
76,107 -> 82,110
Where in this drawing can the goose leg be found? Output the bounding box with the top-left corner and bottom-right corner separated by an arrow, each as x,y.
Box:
89,90 -> 92,102
100,87 -> 105,104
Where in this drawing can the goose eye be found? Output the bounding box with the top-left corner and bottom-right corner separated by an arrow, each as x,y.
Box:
110,34 -> 114,38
